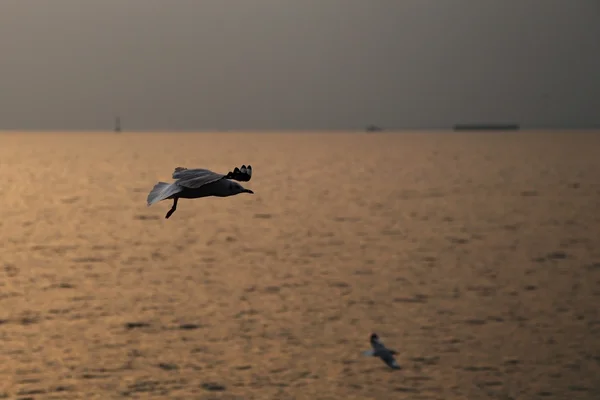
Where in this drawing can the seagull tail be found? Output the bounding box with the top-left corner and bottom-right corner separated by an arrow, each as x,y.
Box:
147,182 -> 177,206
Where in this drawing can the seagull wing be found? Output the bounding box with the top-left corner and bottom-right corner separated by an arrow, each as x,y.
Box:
172,168 -> 226,189
224,165 -> 252,182
382,354 -> 401,369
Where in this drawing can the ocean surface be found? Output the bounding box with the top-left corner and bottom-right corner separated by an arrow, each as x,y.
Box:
1,130 -> 599,399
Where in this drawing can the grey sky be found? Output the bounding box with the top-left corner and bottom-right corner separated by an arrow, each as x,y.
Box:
0,0 -> 598,131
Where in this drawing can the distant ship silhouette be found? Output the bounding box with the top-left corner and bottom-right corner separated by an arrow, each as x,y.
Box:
365,124 -> 383,132
114,116 -> 121,133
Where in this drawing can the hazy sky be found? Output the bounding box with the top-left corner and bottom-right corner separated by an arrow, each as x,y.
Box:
0,0 -> 598,131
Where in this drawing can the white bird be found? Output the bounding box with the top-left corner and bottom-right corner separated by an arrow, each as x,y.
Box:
147,165 -> 253,219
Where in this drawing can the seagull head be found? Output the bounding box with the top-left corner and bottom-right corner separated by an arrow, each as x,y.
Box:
229,181 -> 254,195
370,333 -> 380,346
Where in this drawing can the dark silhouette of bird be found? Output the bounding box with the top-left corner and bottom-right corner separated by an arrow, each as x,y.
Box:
147,165 -> 253,219
362,333 -> 400,369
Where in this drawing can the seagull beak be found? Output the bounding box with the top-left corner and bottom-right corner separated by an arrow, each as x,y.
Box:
244,189 -> 254,194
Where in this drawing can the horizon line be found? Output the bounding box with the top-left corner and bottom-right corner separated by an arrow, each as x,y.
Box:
1,127 -> 599,134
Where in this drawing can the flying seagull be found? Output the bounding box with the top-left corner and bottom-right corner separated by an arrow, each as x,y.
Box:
362,333 -> 401,369
147,165 -> 253,219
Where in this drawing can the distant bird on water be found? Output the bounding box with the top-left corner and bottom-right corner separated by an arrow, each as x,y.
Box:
362,333 -> 401,369
147,165 -> 253,219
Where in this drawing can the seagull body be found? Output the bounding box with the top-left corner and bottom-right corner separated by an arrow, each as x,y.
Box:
147,165 -> 253,219
362,333 -> 400,369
